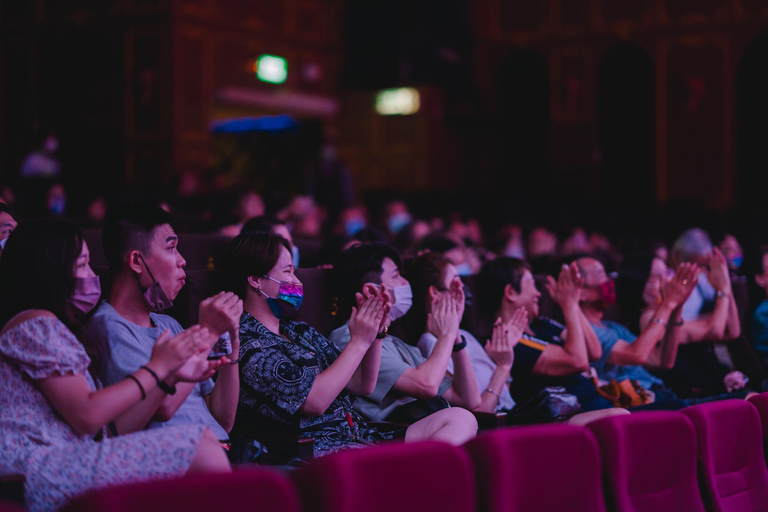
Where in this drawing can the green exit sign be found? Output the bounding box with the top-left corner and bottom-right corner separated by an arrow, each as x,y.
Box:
255,55 -> 287,84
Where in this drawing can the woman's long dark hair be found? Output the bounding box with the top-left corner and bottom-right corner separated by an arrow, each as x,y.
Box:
401,252 -> 452,346
0,219 -> 83,329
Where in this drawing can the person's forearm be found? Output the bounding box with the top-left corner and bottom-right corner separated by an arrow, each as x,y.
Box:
632,302 -> 675,362
410,333 -> 457,390
206,362 -> 240,433
561,302 -> 588,368
475,363 -> 511,412
447,349 -> 481,409
580,311 -> 602,361
300,339 -> 369,416
113,367 -> 194,432
347,339 -> 382,395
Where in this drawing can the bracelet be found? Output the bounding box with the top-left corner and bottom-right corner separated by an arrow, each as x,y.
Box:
484,387 -> 501,403
453,335 -> 467,353
228,358 -> 240,365
140,365 -> 177,395
651,318 -> 667,327
716,290 -> 730,299
127,374 -> 146,400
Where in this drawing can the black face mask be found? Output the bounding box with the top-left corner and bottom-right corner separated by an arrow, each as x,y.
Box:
136,254 -> 173,312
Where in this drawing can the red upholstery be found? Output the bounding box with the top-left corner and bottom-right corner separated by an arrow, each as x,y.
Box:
682,400 -> 768,512
0,503 -> 24,512
587,411 -> 705,512
293,441 -> 475,512
748,392 -> 768,442
465,424 -> 606,512
60,468 -> 300,512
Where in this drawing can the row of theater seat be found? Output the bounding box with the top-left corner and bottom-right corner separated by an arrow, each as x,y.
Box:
3,396 -> 758,512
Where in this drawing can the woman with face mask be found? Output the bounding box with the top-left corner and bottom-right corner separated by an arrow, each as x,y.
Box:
220,231 -> 395,463
0,220 -> 230,512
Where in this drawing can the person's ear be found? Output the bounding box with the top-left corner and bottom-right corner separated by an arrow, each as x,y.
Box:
127,250 -> 143,274
361,282 -> 378,299
428,285 -> 441,301
503,283 -> 518,303
247,276 -> 262,291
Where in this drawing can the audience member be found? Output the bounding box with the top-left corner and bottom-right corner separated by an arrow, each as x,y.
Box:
0,202 -> 18,256
82,204 -> 242,440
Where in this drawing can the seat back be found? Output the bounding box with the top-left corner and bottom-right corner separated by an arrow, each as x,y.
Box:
293,441 -> 475,512
61,468 -> 300,512
748,392 -> 768,462
682,400 -> 768,512
587,411 -> 705,512
465,424 -> 606,512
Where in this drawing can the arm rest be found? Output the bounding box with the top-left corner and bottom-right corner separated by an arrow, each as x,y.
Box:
368,421 -> 410,433
472,410 -> 507,430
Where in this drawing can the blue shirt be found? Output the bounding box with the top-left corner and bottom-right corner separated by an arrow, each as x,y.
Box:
752,300 -> 768,357
591,321 -> 664,390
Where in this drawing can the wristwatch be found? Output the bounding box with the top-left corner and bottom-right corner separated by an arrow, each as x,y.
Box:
452,335 -> 467,353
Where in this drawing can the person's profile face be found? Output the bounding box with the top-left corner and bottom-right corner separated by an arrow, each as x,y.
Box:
141,224 -> 186,300
74,241 -> 96,280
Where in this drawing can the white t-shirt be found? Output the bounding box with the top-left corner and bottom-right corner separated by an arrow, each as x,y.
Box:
417,329 -> 515,412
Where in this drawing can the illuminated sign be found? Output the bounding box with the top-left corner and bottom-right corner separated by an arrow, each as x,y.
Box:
375,88 -> 420,116
254,55 -> 287,84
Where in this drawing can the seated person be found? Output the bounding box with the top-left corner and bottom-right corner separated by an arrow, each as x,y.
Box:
668,229 -> 741,396
328,243 -> 482,422
0,202 -> 17,257
476,257 -> 613,412
404,252 -> 525,413
576,256 -> 697,409
220,232 -> 477,461
82,204 -> 242,439
0,220 -> 229,511
753,245 -> 768,360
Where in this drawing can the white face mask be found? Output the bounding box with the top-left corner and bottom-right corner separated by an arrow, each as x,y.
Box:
0,237 -> 7,250
389,284 -> 413,321
455,262 -> 473,276
372,282 -> 413,321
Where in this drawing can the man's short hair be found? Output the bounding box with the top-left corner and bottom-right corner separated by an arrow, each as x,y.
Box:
332,242 -> 402,320
672,228 -> 712,261
102,203 -> 173,275
476,257 -> 531,316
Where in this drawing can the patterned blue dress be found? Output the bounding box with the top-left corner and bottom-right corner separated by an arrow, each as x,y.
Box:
0,316 -> 206,512
233,312 -> 390,460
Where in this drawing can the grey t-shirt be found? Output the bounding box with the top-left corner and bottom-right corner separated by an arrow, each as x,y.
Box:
82,302 -> 227,439
328,322 -> 452,422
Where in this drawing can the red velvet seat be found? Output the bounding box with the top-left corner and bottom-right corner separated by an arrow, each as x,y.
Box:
682,400 -> 768,512
748,392 -> 768,461
587,411 -> 705,512
465,424 -> 606,512
292,441 -> 475,512
0,503 -> 24,512
60,468 -> 300,512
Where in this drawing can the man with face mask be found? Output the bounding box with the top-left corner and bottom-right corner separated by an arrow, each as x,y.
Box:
576,257 -> 696,409
82,204 -> 243,440
329,243 -> 482,422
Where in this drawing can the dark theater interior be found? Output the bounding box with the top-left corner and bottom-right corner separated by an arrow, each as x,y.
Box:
3,1 -> 768,511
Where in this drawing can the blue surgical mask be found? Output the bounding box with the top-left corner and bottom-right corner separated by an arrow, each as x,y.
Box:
455,262 -> 473,276
292,245 -> 300,269
345,218 -> 366,237
728,254 -> 743,270
387,213 -> 411,235
0,237 -> 7,250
